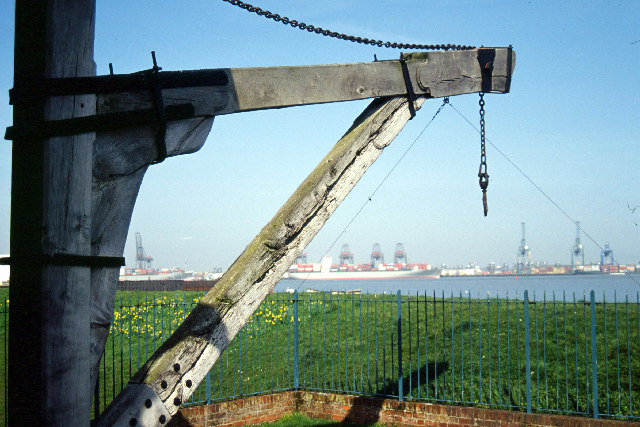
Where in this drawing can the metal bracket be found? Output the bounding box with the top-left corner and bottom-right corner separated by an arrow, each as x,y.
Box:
399,54 -> 417,119
148,51 -> 168,163
477,48 -> 496,93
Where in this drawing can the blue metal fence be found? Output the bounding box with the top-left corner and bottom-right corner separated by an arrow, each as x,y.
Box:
1,288 -> 639,425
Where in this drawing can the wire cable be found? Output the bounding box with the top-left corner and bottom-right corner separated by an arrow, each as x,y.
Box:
291,98 -> 450,293
447,101 -> 640,286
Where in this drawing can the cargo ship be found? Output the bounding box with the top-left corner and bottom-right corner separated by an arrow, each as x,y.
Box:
283,256 -> 440,280
119,267 -> 191,281
573,264 -> 637,275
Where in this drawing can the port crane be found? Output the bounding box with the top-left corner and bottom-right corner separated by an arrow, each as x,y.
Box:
517,222 -> 532,274
371,243 -> 385,267
394,242 -> 408,264
601,243 -> 614,265
571,222 -> 584,270
6,3 -> 516,422
339,244 -> 354,265
135,232 -> 154,269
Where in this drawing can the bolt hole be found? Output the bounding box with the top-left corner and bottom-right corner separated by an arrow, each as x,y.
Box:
159,415 -> 166,424
160,380 -> 167,389
173,363 -> 180,372
144,399 -> 152,408
185,379 -> 192,388
129,418 -> 137,426
174,397 -> 181,406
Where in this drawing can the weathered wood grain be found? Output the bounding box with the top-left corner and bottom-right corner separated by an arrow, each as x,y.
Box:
41,1 -> 97,422
10,0 -> 96,425
96,95 -> 425,425
97,48 -> 515,117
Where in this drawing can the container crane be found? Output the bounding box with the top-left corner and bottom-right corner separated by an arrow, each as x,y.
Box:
339,244 -> 354,265
516,222 -> 531,274
371,243 -> 384,268
601,243 -> 614,265
135,232 -> 153,269
394,242 -> 408,264
571,221 -> 584,270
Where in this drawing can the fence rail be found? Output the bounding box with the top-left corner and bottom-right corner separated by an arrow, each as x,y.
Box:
1,288 -> 639,425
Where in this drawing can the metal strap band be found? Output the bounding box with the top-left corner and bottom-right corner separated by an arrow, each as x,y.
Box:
149,51 -> 168,164
8,69 -> 228,105
4,103 -> 194,141
0,254 -> 125,268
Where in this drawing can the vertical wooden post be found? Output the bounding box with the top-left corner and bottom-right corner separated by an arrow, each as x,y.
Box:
9,0 -> 96,424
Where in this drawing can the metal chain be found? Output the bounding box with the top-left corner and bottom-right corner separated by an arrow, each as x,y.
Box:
222,0 -> 475,51
478,92 -> 489,216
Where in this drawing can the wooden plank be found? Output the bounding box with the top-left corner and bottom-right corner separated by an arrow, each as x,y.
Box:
96,95 -> 424,425
98,48 -> 515,117
9,0 -> 96,425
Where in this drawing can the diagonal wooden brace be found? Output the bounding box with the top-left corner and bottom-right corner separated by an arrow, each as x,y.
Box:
91,47 -> 516,425
96,95 -> 425,425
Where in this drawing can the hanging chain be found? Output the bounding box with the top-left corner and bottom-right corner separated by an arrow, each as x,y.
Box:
221,0 -> 475,51
478,93 -> 489,216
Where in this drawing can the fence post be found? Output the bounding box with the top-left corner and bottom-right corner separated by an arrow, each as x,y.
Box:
293,291 -> 299,390
397,290 -> 403,401
524,290 -> 531,413
93,371 -> 100,420
205,370 -> 211,404
590,290 -> 599,419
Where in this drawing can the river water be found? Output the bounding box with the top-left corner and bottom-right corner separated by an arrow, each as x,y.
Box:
275,273 -> 640,302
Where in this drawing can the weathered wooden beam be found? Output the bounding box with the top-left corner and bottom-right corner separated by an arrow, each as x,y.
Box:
9,0 -> 96,425
98,48 -> 515,117
95,95 -> 425,425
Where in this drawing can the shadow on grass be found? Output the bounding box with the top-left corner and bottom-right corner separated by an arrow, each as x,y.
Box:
341,360 -> 449,426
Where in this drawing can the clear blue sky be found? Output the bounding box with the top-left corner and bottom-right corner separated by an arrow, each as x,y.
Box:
1,1 -> 639,271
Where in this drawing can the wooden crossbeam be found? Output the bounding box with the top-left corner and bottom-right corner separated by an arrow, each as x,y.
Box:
98,48 -> 515,118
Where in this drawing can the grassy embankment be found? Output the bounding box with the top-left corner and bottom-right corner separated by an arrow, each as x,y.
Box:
1,288 -> 639,425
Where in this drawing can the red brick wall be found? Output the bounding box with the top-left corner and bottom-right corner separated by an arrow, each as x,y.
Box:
169,393 -> 297,427
171,391 -> 639,427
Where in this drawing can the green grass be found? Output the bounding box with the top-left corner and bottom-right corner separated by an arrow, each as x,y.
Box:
1,288 -> 639,425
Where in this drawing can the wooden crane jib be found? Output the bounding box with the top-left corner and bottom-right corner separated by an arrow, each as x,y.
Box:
85,47 -> 514,426
8,46 -> 515,426
6,47 -> 514,149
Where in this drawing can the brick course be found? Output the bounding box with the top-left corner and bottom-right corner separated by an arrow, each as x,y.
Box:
170,392 -> 639,427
